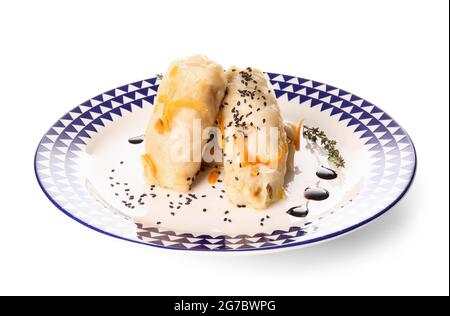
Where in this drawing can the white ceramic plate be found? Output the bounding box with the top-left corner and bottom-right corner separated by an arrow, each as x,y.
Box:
34,73 -> 416,253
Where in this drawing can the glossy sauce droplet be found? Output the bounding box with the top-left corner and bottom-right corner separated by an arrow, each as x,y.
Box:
287,205 -> 309,218
316,166 -> 338,180
304,186 -> 330,201
128,135 -> 144,145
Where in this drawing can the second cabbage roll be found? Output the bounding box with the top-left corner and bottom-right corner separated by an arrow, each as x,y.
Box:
221,67 -> 292,209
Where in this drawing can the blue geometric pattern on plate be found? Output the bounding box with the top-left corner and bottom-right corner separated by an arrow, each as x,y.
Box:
34,74 -> 417,252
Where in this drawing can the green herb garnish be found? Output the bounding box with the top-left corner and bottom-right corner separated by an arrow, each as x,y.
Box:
303,126 -> 346,168
155,73 -> 164,80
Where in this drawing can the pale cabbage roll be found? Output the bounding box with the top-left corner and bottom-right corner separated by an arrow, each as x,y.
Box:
221,67 -> 293,209
142,55 -> 227,192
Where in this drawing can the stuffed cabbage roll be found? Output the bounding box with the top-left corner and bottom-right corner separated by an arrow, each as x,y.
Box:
142,55 -> 227,192
221,67 -> 292,209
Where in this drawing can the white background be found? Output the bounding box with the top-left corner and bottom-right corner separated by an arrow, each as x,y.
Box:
0,0 -> 448,296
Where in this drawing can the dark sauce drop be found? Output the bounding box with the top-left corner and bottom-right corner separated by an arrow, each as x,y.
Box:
128,135 -> 144,145
304,187 -> 330,201
287,205 -> 309,218
316,166 -> 338,180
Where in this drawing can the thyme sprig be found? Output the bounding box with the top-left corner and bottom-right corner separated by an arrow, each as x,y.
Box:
156,73 -> 164,80
303,126 -> 346,168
